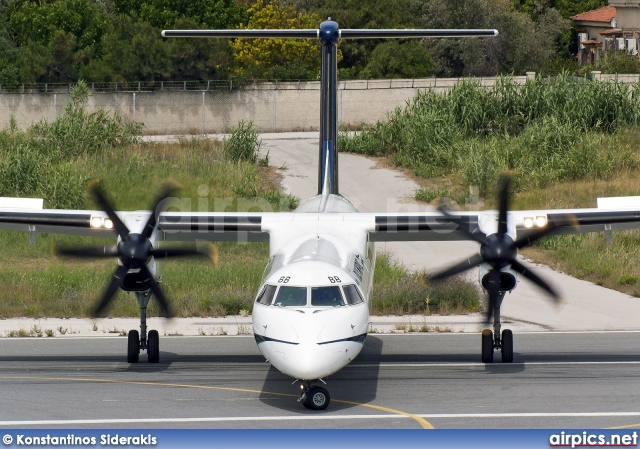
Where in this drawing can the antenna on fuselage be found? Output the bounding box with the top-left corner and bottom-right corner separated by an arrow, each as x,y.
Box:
162,23 -> 498,196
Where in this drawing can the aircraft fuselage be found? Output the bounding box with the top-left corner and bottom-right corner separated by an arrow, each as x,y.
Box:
252,194 -> 375,381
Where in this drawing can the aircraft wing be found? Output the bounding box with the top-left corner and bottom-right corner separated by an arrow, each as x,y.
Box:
0,207 -> 115,238
0,206 -> 272,243
370,202 -> 640,242
2,196 -> 640,244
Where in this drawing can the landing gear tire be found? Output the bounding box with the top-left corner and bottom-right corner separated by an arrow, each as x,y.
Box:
148,329 -> 159,363
501,329 -> 514,363
306,386 -> 330,410
481,329 -> 494,364
127,330 -> 140,363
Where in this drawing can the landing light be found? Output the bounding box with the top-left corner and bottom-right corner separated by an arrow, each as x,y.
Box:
91,217 -> 114,229
522,215 -> 547,229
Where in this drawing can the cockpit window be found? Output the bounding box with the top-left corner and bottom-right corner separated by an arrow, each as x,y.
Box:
256,284 -> 277,305
342,284 -> 365,305
274,286 -> 307,307
311,286 -> 345,307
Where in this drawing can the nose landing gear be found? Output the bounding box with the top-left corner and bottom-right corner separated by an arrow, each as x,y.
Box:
481,292 -> 514,363
297,381 -> 330,410
126,291 -> 160,363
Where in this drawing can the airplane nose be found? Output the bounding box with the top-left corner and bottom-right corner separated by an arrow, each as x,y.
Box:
265,342 -> 349,380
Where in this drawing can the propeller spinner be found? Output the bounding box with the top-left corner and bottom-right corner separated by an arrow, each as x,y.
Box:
428,176 -> 561,322
58,182 -> 207,318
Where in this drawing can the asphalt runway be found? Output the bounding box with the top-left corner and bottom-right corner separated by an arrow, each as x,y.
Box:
1,332 -> 640,429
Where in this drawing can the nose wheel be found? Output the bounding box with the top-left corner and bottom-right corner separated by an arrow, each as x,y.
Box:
298,382 -> 330,410
481,328 -> 513,363
126,292 -> 161,363
481,296 -> 514,363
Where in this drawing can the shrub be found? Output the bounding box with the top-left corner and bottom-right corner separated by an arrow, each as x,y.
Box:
224,120 -> 261,163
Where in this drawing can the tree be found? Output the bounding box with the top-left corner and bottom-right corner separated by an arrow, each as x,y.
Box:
361,41 -> 434,79
511,0 -> 607,62
231,0 -> 323,79
5,0 -> 110,82
414,0 -> 569,76
112,0 -> 248,30
8,0 -> 109,50
0,16 -> 21,86
512,0 -> 608,19
81,16 -> 233,82
313,0 -> 421,78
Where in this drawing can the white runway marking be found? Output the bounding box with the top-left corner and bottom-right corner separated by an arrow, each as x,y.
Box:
353,361 -> 640,368
0,415 -> 407,426
0,412 -> 638,426
418,412 -> 640,419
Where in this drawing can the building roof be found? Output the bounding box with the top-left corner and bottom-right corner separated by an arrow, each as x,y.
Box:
571,6 -> 616,23
581,40 -> 602,45
600,29 -> 633,36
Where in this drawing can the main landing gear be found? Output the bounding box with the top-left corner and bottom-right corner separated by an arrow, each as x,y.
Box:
127,291 -> 160,363
481,291 -> 514,363
297,381 -> 330,410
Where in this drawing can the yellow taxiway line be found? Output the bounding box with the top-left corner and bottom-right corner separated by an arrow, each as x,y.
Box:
0,375 -> 434,429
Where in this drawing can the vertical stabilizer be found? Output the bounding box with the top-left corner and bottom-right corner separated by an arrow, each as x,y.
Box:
318,20 -> 340,196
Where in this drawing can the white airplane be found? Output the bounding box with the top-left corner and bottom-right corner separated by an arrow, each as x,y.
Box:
2,20 -> 640,411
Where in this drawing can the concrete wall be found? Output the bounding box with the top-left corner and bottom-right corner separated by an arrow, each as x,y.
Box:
2,76 -> 531,134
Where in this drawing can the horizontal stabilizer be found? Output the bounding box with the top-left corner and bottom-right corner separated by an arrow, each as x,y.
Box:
162,29 -> 498,39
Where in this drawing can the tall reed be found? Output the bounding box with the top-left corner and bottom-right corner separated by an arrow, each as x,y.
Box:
340,74 -> 640,195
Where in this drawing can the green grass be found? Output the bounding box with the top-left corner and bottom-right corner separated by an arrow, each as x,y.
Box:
371,252 -> 482,316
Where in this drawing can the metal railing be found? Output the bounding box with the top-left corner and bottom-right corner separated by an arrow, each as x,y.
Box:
0,76 -> 537,94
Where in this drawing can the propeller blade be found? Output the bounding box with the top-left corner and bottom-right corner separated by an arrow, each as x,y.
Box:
141,181 -> 181,240
430,253 -> 485,281
497,176 -> 510,238
90,183 -> 130,238
57,245 -> 118,258
151,247 -> 210,259
92,265 -> 128,317
437,206 -> 486,244
510,259 -> 559,301
484,268 -> 502,323
140,265 -> 173,318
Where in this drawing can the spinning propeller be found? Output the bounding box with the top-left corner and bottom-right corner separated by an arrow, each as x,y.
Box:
58,181 -> 208,318
428,176 -> 561,322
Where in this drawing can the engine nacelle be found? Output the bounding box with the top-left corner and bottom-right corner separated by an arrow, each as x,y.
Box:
478,263 -> 517,292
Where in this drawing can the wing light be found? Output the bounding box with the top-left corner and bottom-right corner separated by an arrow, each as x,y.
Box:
521,215 -> 547,229
523,217 -> 534,229
90,216 -> 115,229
